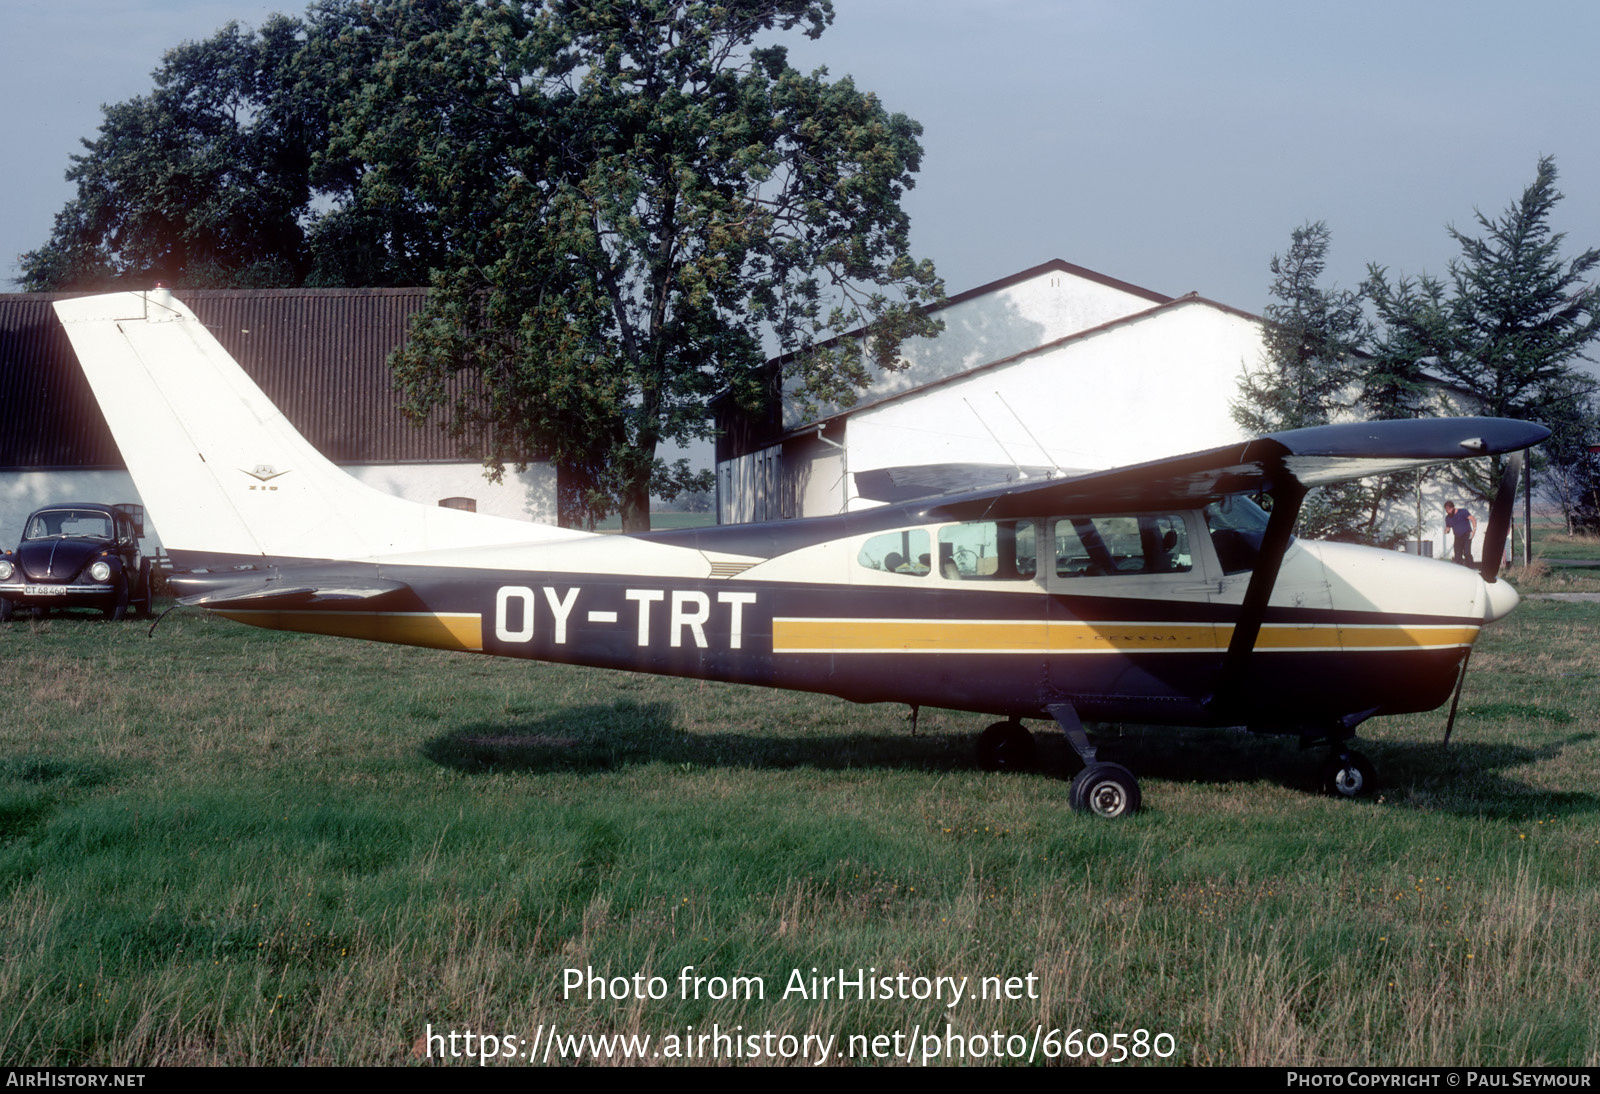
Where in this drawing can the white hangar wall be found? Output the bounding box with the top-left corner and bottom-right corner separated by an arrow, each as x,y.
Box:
840,300 -> 1261,511
778,261 -> 1170,431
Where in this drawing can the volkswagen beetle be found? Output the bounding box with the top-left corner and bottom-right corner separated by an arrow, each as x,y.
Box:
0,503 -> 155,621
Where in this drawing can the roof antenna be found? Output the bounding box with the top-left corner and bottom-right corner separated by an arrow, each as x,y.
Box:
994,390 -> 1064,477
962,397 -> 1028,479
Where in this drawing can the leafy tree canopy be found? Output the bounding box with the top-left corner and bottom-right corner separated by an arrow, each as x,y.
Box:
24,0 -> 944,529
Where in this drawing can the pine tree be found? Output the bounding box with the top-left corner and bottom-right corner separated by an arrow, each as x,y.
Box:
1235,222 -> 1391,541
1366,156 -> 1600,505
1235,222 -> 1367,435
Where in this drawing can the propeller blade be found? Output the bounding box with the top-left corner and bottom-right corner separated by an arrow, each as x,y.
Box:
1480,450 -> 1524,582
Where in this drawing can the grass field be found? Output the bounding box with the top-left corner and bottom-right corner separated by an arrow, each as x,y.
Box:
3,581 -> 1599,1066
1532,524 -> 1600,562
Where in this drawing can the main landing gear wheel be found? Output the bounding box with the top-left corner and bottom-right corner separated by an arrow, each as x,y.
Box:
976,721 -> 1036,772
1070,762 -> 1141,818
1320,750 -> 1376,799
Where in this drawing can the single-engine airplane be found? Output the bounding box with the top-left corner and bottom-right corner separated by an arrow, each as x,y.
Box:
51,289 -> 1547,817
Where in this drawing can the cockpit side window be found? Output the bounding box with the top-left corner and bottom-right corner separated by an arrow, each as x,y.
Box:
1204,495 -> 1273,575
857,529 -> 930,577
936,521 -> 1037,581
1053,515 -> 1192,578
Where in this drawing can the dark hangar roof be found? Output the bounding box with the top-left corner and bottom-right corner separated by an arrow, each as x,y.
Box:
0,288 -> 479,470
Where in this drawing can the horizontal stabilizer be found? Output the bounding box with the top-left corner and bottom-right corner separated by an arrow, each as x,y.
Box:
179,577 -> 411,609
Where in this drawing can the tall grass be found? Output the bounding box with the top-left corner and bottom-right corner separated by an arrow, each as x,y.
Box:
3,601 -> 1599,1065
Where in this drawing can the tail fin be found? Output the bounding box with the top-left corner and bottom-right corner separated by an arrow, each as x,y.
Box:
55,289 -> 580,570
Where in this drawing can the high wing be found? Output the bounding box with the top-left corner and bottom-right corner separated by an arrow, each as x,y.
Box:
641,417 -> 1548,564
852,463 -> 1062,503
910,417 -> 1548,523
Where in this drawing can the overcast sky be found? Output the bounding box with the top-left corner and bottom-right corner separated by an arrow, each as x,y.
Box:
5,0 -> 1598,319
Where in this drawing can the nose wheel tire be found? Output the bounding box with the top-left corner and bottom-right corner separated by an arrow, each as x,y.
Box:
1069,762 -> 1141,818
1320,750 -> 1375,798
976,720 -> 1036,772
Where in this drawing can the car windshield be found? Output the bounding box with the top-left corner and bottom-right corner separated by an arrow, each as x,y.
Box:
23,510 -> 114,541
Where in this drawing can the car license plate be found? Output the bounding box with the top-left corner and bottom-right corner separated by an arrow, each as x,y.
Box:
23,586 -> 67,596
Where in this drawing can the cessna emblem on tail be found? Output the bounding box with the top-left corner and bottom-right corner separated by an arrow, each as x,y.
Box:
47,289 -> 1547,817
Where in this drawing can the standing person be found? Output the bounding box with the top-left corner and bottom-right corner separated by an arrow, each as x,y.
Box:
1444,501 -> 1477,566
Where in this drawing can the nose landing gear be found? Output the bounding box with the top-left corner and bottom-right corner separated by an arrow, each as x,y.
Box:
1049,702 -> 1142,818
1320,749 -> 1376,799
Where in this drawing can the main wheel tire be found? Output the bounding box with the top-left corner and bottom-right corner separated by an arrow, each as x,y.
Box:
1321,751 -> 1376,798
104,576 -> 129,621
1069,762 -> 1141,818
975,721 -> 1036,772
0,598 -> 12,622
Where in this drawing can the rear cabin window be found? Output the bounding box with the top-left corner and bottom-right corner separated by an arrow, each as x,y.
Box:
857,529 -> 930,577
1052,515 -> 1192,578
936,521 -> 1037,581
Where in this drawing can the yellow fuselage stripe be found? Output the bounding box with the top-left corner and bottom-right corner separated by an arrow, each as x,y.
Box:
771,618 -> 1478,654
212,610 -> 484,652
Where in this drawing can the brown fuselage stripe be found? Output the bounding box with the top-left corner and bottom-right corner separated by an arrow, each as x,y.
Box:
771,618 -> 1479,654
213,610 -> 484,652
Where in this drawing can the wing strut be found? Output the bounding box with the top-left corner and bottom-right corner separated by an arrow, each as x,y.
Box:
1216,479 -> 1308,715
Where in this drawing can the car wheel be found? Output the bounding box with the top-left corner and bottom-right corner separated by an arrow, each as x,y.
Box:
136,560 -> 155,617
104,576 -> 130,621
0,598 -> 12,622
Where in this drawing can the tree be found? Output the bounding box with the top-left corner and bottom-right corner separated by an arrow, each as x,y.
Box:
355,0 -> 942,529
21,17 -> 324,290
20,5 -> 441,290
1540,385 -> 1600,535
1235,221 -> 1367,435
22,0 -> 943,531
1365,156 -> 1600,506
1234,222 -> 1398,542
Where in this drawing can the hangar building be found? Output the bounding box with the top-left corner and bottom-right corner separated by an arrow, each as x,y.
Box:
714,259 -> 1264,524
0,288 -> 558,544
